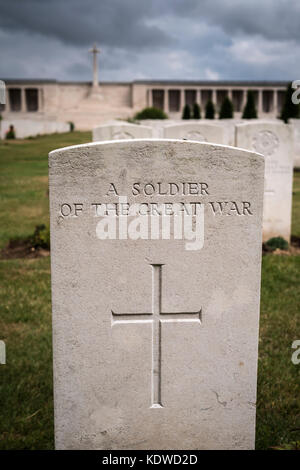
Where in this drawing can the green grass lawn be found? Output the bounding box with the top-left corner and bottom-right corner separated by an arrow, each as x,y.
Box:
0,132 -> 91,250
0,257 -> 53,449
0,132 -> 299,449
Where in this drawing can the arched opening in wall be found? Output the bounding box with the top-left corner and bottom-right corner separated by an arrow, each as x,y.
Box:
152,90 -> 164,110
216,90 -> 228,111
232,90 -> 243,111
201,90 -> 212,109
277,91 -> 285,114
26,89 -> 38,112
9,89 -> 21,111
185,90 -> 196,108
168,90 -> 180,112
263,90 -> 273,113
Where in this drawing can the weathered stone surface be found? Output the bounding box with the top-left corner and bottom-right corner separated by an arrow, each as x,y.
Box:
235,121 -> 293,242
0,118 -> 69,139
93,122 -> 153,141
49,139 -> 264,450
219,119 -> 244,146
163,122 -> 225,144
290,119 -> 300,168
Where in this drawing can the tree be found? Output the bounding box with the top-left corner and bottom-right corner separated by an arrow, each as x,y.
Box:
280,82 -> 300,123
219,97 -> 234,119
205,100 -> 215,119
182,104 -> 191,120
242,91 -> 257,119
193,103 -> 201,119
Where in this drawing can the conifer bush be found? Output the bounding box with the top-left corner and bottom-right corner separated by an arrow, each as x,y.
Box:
280,82 -> 300,123
205,100 -> 215,119
219,97 -> 234,119
193,103 -> 201,119
182,104 -> 191,120
242,91 -> 257,119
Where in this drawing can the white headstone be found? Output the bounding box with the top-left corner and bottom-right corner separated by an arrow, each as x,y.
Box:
93,122 -> 153,141
218,119 -> 244,146
49,139 -> 264,450
163,122 -> 225,144
290,119 -> 300,168
0,118 -> 70,139
235,121 -> 293,242
136,119 -> 177,138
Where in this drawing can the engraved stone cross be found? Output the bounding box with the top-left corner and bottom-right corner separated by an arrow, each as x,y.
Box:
112,264 -> 202,408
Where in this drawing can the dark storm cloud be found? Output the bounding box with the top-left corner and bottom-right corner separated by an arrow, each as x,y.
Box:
168,0 -> 300,41
0,0 -> 172,49
0,0 -> 298,47
0,0 -> 299,80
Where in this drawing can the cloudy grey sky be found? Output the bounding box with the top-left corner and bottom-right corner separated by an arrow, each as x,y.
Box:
0,0 -> 299,82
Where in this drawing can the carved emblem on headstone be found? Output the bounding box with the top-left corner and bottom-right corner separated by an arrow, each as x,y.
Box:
112,131 -> 134,140
252,130 -> 279,156
184,131 -> 206,142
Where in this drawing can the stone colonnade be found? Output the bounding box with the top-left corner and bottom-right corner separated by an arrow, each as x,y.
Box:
3,87 -> 42,112
147,87 -> 285,115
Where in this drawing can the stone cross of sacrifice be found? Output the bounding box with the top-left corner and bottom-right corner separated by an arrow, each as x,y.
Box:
89,43 -> 100,88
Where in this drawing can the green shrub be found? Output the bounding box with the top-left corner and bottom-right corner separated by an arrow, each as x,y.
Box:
219,97 -> 234,119
205,100 -> 215,119
30,224 -> 50,250
68,121 -> 75,132
5,125 -> 15,139
193,103 -> 201,119
182,104 -> 191,120
280,82 -> 300,123
135,107 -> 168,120
265,237 -> 289,252
242,91 -> 257,119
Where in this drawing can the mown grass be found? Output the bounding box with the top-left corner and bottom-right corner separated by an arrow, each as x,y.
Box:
256,255 -> 300,449
0,131 -> 91,249
0,257 -> 53,449
0,132 -> 299,449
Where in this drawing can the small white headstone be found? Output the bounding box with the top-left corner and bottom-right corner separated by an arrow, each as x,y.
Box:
93,122 -> 153,141
49,139 -> 264,450
0,340 -> 5,364
0,118 -> 70,139
163,122 -> 225,144
236,121 -> 293,242
290,119 -> 300,168
218,119 -> 243,146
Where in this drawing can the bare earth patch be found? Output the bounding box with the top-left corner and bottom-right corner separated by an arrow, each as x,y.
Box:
262,235 -> 300,256
1,239 -> 49,259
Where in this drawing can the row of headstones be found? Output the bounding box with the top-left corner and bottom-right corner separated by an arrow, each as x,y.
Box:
93,120 -> 294,243
92,118 -> 300,167
49,138 -> 265,449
